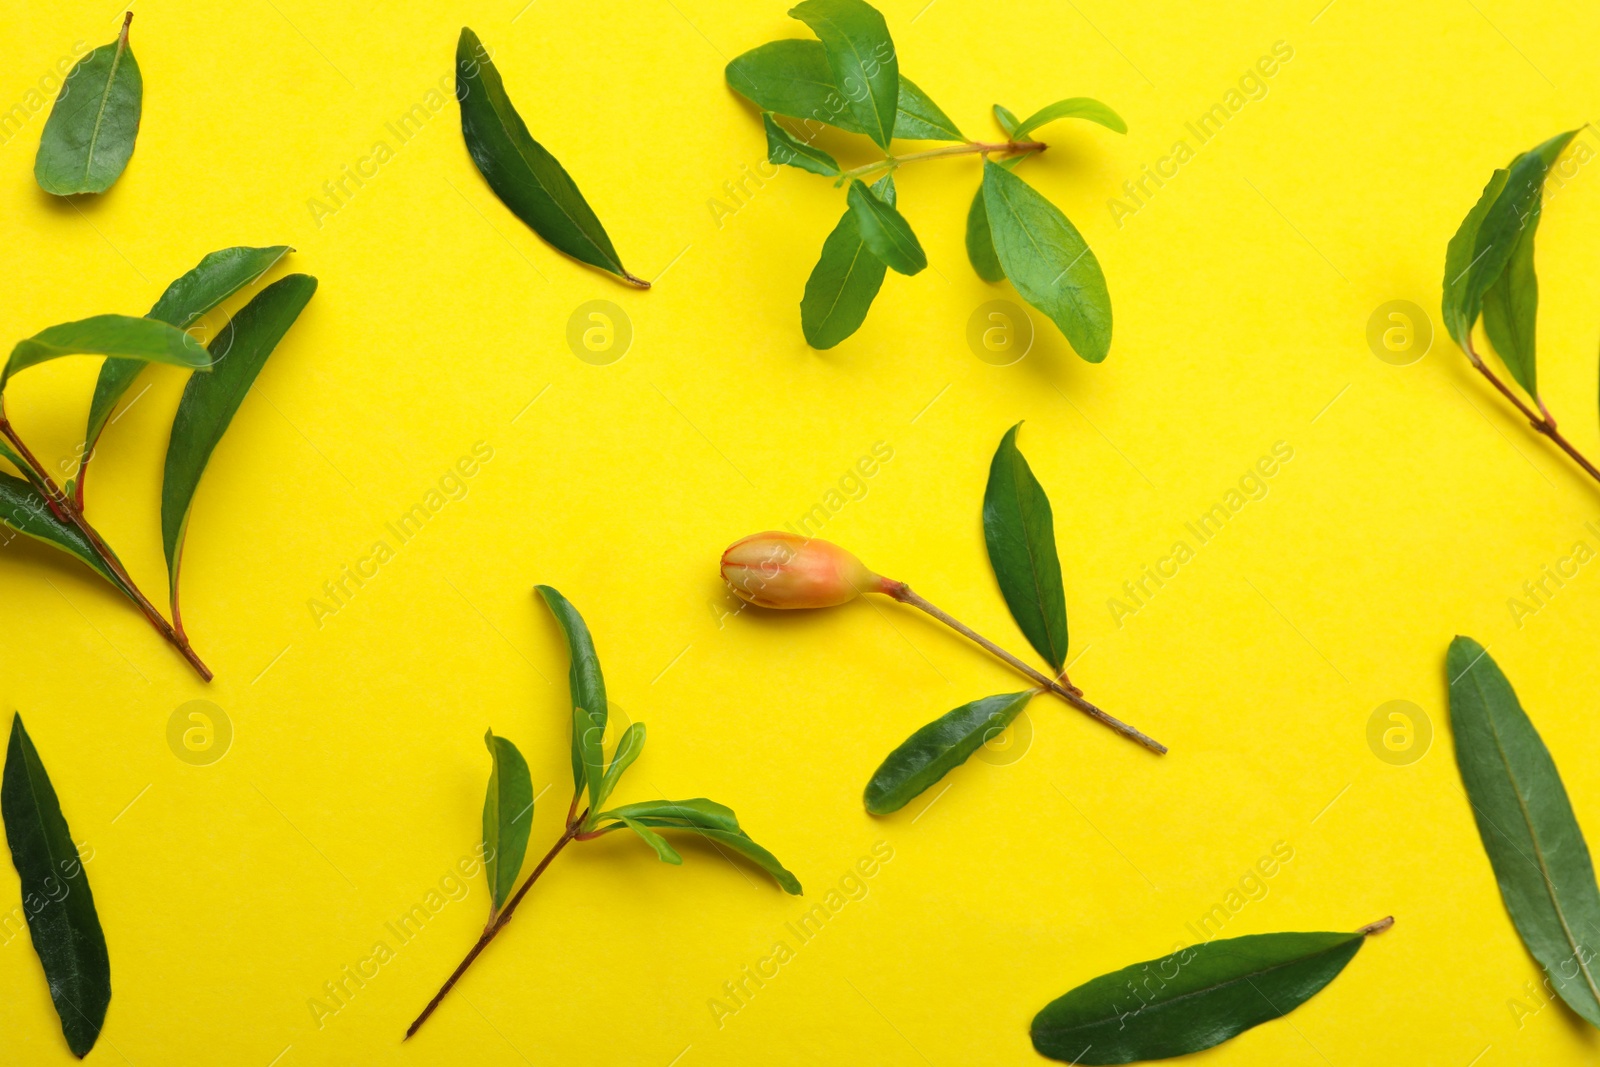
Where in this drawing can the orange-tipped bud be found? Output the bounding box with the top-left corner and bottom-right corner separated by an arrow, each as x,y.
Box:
721,532 -> 883,609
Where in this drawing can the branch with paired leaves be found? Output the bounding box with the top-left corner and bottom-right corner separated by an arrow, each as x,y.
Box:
727,0 -> 1125,353
722,423 -> 1165,818
1442,129 -> 1600,485
406,585 -> 800,1039
0,247 -> 315,679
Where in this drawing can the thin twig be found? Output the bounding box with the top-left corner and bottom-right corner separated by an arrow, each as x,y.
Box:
1464,342 -> 1600,485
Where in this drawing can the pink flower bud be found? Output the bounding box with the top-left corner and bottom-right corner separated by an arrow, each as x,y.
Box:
721,532 -> 883,609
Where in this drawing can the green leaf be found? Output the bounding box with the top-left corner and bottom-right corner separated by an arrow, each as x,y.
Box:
801,174 -> 895,348
864,690 -> 1034,814
0,472 -> 134,597
1480,194 -> 1542,398
993,104 -> 1019,137
5,315 -> 210,393
161,275 -> 317,613
1442,167 -> 1511,348
1447,636 -> 1600,1026
84,246 -> 294,490
762,113 -> 839,176
2,713 -> 110,1058
574,706 -> 605,814
596,722 -> 646,810
984,423 -> 1069,670
1009,97 -> 1127,139
846,178 -> 926,275
965,157 -> 1025,283
535,585 -> 608,798
481,731 -> 534,915
602,797 -> 741,833
982,159 -> 1111,361
618,817 -> 684,864
456,28 -> 646,287
726,40 -> 960,141
788,0 -> 898,149
1031,926 -> 1382,1063
34,14 -> 141,196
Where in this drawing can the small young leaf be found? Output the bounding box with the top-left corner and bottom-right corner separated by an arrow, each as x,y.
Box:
602,797 -> 741,832
535,585 -> 608,797
725,40 -> 960,141
456,28 -> 647,287
788,0 -> 898,150
596,722 -> 646,810
2,714 -> 110,1057
618,816 -> 684,864
481,731 -> 533,915
801,174 -> 895,348
84,245 -> 294,491
846,178 -> 926,275
982,159 -> 1111,361
1009,97 -> 1127,139
1031,925 -> 1383,1063
1447,636 -> 1600,1026
5,315 -> 210,392
1480,197 -> 1542,398
1442,167 -> 1510,348
0,472 -> 135,597
161,275 -> 317,615
34,13 -> 141,196
984,423 -> 1069,670
993,104 -> 1020,137
864,690 -> 1034,814
762,113 -> 839,176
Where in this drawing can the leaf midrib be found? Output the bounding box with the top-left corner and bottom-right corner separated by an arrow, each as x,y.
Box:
1003,446 -> 1063,666
83,36 -> 129,187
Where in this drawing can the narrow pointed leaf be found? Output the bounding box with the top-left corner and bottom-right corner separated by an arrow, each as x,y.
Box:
1032,926 -> 1379,1063
762,113 -> 839,176
2,714 -> 110,1058
846,178 -> 926,275
34,14 -> 141,196
1447,636 -> 1600,1026
574,706 -> 605,813
1009,97 -> 1127,139
984,423 -> 1069,669
536,585 -> 607,797
161,274 -> 316,611
481,731 -> 533,914
456,28 -> 646,286
619,817 -> 683,864
5,315 -> 210,392
726,40 -> 959,141
801,174 -> 894,348
601,798 -> 741,833
0,472 -> 134,598
626,820 -> 802,894
1442,167 -> 1510,348
865,690 -> 1034,814
993,104 -> 1020,137
84,245 -> 293,488
596,722 -> 646,810
788,0 -> 898,149
982,160 -> 1111,361
1480,198 -> 1542,398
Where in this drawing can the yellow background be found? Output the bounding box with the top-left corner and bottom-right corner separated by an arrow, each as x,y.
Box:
2,0 -> 1599,1063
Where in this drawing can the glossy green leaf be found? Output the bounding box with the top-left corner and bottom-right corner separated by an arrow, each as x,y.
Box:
161,274 -> 316,612
456,28 -> 646,287
2,714 -> 110,1058
984,423 -> 1069,670
1480,194 -> 1542,398
618,817 -> 683,864
762,113 -> 839,176
846,178 -> 926,275
993,104 -> 1019,137
982,159 -> 1111,361
481,731 -> 533,915
635,822 -> 801,894
535,585 -> 608,798
0,472 -> 134,597
725,40 -> 960,141
788,0 -> 898,149
575,706 -> 606,813
1009,97 -> 1127,139
1032,926 -> 1380,1063
83,245 -> 293,491
801,174 -> 895,348
34,13 -> 141,196
5,315 -> 209,393
965,156 -> 1025,283
864,690 -> 1034,814
1442,168 -> 1510,348
596,722 -> 646,811
1447,636 -> 1600,1026
602,798 -> 741,833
